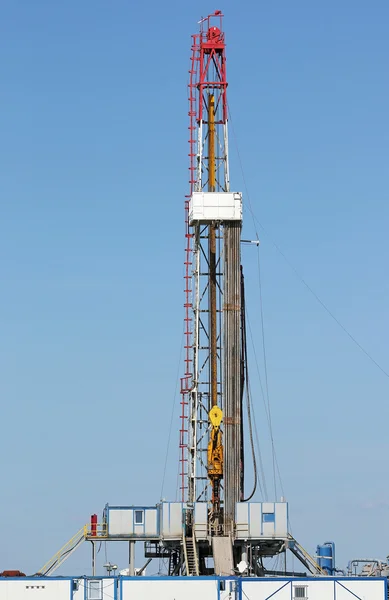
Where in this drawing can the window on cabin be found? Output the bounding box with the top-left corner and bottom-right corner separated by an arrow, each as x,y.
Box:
293,585 -> 307,599
88,580 -> 102,600
135,510 -> 144,525
262,512 -> 275,523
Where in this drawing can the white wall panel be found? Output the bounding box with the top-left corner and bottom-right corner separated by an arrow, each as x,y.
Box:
144,509 -> 157,536
243,580 -> 291,599
161,503 -> 184,538
242,578 -> 386,600
108,509 -> 133,535
274,503 -> 287,537
249,503 -> 262,538
121,579 -> 218,600
0,580 -> 71,600
194,503 -> 208,540
335,579 -> 385,599
235,503 -> 249,538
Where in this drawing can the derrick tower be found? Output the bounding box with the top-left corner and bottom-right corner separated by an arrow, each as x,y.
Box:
40,13 -> 292,579
180,10 -> 243,536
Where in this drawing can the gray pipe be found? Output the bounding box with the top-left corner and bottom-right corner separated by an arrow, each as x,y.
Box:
347,559 -> 383,576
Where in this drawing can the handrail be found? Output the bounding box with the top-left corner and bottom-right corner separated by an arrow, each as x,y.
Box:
37,522 -> 109,577
182,535 -> 189,575
85,523 -> 108,538
288,535 -> 327,576
38,525 -> 87,576
192,533 -> 199,576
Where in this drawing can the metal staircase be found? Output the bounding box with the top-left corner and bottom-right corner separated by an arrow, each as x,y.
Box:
37,525 -> 88,576
287,535 -> 327,576
183,535 -> 199,576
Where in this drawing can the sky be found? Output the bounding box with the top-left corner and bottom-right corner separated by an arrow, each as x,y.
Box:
0,0 -> 388,577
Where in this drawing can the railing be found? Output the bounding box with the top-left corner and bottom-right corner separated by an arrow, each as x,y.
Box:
182,535 -> 189,575
288,535 -> 327,576
38,526 -> 87,576
38,523 -> 109,577
192,533 -> 199,576
85,522 -> 108,538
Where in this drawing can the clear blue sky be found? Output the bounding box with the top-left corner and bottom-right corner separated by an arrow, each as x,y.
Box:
0,0 -> 388,575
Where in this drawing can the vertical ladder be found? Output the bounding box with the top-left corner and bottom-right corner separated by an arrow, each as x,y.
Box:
183,534 -> 199,576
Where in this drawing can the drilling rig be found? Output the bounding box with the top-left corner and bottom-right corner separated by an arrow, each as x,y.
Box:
40,11 -> 294,579
100,11 -> 288,577
35,13 -> 379,588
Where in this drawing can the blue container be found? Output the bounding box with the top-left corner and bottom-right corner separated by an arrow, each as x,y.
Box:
317,541 -> 335,574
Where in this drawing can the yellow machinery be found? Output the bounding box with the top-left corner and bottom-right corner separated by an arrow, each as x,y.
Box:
207,405 -> 223,478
